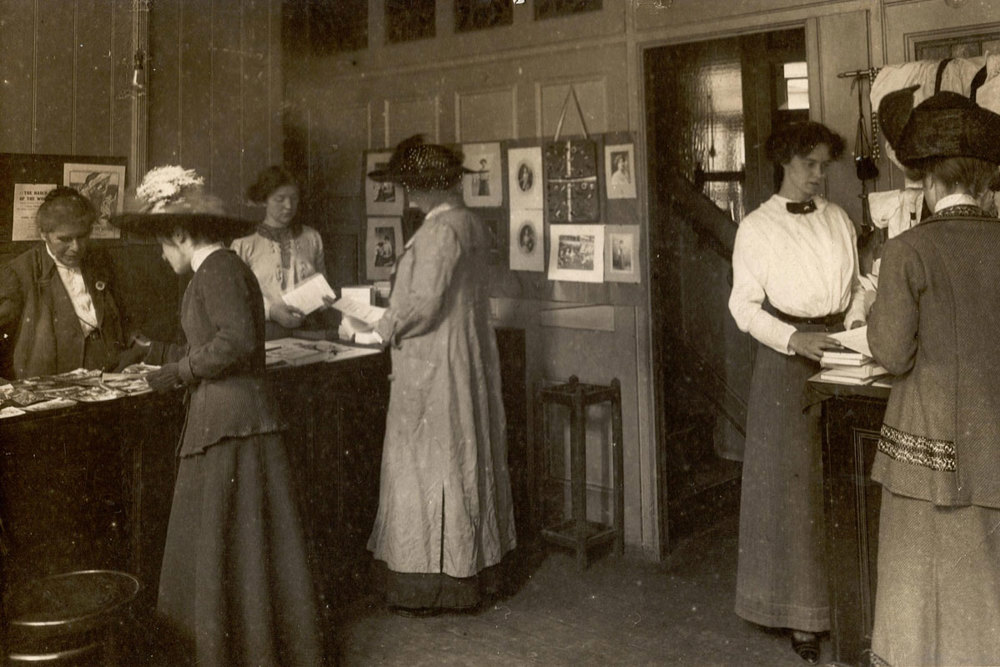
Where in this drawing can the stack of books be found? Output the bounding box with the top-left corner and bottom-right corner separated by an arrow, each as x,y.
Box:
817,349 -> 889,385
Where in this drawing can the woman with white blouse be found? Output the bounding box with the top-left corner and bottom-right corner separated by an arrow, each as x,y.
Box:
728,121 -> 866,664
231,166 -> 330,339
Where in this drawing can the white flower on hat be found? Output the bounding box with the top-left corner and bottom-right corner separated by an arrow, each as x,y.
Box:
135,166 -> 205,213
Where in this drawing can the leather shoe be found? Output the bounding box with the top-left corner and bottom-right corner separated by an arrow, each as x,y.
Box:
791,632 -> 819,664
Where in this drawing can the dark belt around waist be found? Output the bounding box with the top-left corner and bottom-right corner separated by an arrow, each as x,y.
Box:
773,309 -> 845,327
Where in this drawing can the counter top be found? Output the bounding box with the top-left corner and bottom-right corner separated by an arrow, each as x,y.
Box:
809,378 -> 891,401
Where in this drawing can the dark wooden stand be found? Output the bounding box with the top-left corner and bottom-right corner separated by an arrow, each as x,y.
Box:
535,376 -> 624,569
814,382 -> 887,666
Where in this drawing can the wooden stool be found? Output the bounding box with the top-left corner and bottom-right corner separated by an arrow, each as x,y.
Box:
535,376 -> 624,569
3,570 -> 141,666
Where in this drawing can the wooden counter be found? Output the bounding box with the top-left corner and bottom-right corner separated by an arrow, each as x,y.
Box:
812,380 -> 889,666
1,327 -> 529,616
0,351 -> 390,611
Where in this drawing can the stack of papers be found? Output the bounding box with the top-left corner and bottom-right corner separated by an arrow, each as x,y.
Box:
815,326 -> 891,386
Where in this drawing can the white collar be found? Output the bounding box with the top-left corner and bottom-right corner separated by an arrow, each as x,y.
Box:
934,192 -> 978,213
191,243 -> 225,272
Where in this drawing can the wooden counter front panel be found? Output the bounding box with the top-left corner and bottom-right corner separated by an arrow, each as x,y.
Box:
0,354 -> 389,610
1,330 -> 527,611
821,394 -> 884,666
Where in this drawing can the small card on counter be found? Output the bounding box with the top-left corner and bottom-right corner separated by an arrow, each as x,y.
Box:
282,274 -> 337,315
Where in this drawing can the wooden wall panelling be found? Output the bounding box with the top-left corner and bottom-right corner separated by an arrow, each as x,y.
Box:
305,110 -> 345,223
111,0 -> 133,172
145,0 -> 279,210
178,2 -> 214,186
149,0 -> 183,167
324,104 -> 371,198
34,0 -> 76,153
74,0 -> 116,155
240,0 -> 279,186
633,0 -> 861,32
386,95 -> 441,146
210,1 -> 245,214
297,100 -> 370,285
265,0 -> 284,168
455,86 -> 517,142
0,0 -> 34,152
883,0 -> 1000,63
536,78 -> 609,138
814,10 -> 871,226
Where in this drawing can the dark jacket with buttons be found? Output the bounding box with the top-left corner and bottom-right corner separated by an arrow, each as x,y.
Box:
0,245 -> 124,379
146,248 -> 283,457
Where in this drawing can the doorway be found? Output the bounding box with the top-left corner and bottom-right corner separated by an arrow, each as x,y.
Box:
643,28 -> 808,555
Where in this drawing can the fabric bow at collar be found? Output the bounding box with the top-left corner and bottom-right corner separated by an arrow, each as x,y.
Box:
786,200 -> 817,215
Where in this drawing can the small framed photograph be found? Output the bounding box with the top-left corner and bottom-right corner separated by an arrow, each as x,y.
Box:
63,163 -> 126,238
509,209 -> 544,272
365,151 -> 405,216
480,211 -> 504,265
507,146 -> 543,210
604,225 -> 640,283
462,142 -> 503,207
366,217 -> 403,281
604,143 -> 636,200
547,224 -> 604,283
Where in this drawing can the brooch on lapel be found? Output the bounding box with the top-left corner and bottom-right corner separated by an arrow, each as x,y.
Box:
95,281 -> 106,291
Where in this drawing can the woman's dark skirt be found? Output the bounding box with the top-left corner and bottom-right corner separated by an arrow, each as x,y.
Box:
377,560 -> 505,612
735,333 -> 830,633
157,433 -> 326,666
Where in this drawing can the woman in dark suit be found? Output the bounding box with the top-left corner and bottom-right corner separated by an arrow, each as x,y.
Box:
115,166 -> 325,667
868,86 -> 1000,666
0,187 -> 126,379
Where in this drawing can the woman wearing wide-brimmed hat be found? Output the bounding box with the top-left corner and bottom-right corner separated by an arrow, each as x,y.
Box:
113,166 -> 326,666
364,136 -> 516,616
867,87 -> 1000,665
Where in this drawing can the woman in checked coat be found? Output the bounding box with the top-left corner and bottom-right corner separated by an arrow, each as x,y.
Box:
365,136 -> 517,615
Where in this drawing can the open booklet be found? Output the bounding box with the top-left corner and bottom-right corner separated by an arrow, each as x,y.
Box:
828,325 -> 871,358
282,274 -> 337,315
330,297 -> 386,326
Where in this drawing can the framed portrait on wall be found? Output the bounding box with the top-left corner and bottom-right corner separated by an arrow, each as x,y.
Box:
507,146 -> 543,210
547,223 -> 604,283
366,216 -> 403,281
461,142 -> 503,207
508,209 -> 544,272
63,163 -> 126,239
364,151 -> 405,216
604,143 -> 636,200
604,224 -> 640,283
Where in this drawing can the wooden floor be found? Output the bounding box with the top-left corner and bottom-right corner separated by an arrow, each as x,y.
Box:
333,515 -> 829,666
